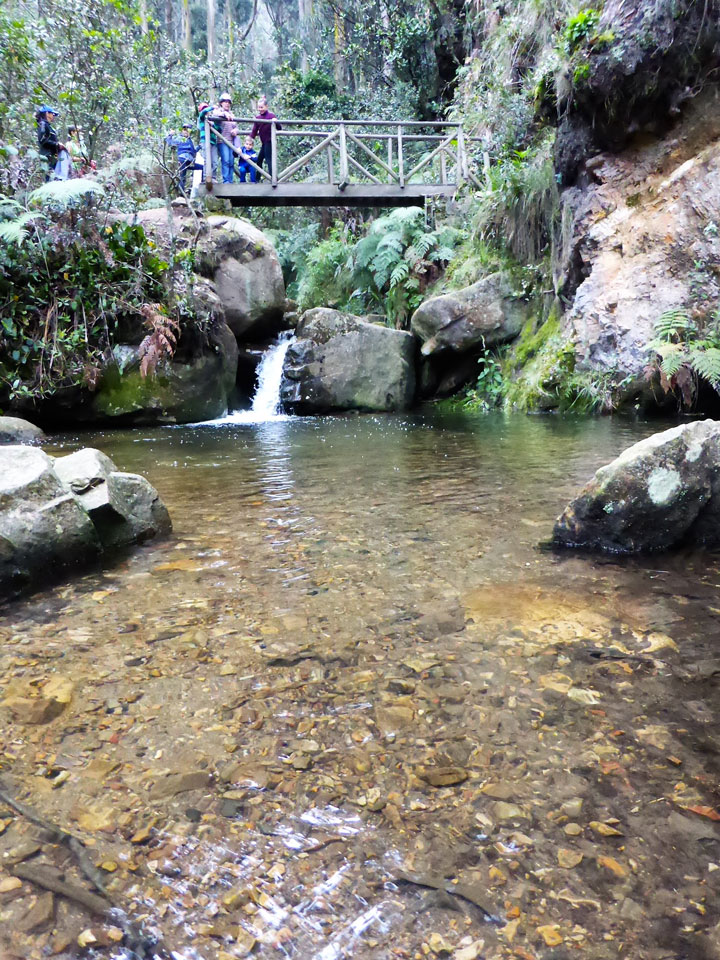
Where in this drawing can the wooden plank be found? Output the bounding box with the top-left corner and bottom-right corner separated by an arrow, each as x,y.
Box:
204,117 -> 212,186
338,122 -> 349,188
387,136 -> 393,180
397,124 -> 404,188
207,182 -> 456,208
271,121 -> 278,186
327,145 -> 334,184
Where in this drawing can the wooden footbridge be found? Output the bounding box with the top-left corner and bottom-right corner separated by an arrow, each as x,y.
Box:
201,117 -> 483,207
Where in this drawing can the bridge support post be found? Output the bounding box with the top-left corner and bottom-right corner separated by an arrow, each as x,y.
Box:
204,117 -> 213,189
271,120 -> 278,187
397,124 -> 404,188
338,122 -> 349,190
327,145 -> 334,184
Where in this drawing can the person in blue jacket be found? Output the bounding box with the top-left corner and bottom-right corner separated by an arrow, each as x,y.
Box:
166,123 -> 196,195
235,136 -> 258,183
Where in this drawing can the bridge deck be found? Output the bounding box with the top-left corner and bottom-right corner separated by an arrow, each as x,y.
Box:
204,183 -> 458,207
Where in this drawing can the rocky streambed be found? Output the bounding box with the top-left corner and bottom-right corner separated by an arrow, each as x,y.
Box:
2,413 -> 720,960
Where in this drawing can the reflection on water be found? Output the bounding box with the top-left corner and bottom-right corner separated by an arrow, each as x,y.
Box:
2,410 -> 720,959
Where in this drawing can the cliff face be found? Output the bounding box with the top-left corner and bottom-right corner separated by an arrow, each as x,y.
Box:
452,0 -> 720,413
563,89 -> 720,398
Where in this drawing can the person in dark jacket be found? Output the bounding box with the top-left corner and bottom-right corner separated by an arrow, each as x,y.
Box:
36,106 -> 65,181
166,124 -> 196,194
250,95 -> 281,175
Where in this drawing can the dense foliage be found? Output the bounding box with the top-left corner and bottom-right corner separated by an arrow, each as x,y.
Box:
0,182 -> 177,403
272,207 -> 464,326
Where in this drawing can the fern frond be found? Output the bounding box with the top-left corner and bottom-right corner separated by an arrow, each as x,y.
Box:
390,261 -> 411,288
0,211 -> 45,245
29,178 -> 104,208
660,350 -> 685,378
688,346 -> 720,387
653,308 -> 695,342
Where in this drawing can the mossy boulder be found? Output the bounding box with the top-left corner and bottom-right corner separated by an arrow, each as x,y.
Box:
553,420 -> 720,553
92,319 -> 238,425
281,308 -> 416,414
411,273 -> 532,359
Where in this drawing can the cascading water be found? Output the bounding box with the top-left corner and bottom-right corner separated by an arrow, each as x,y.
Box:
193,333 -> 295,425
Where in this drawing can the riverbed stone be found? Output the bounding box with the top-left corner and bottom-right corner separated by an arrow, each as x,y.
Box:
281,308 -> 416,413
410,272 -> 531,358
0,446 -> 101,599
553,420 -> 720,553
0,417 -> 45,445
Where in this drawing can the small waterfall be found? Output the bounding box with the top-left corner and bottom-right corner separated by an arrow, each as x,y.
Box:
193,334 -> 294,426
249,334 -> 294,419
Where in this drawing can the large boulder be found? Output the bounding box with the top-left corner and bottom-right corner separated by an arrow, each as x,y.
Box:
281,308 -> 416,414
198,216 -> 286,342
0,447 -> 101,600
0,416 -> 45,445
130,206 -> 286,343
54,448 -> 171,551
92,318 -> 238,425
0,446 -> 171,601
410,273 -> 531,358
552,420 -> 720,553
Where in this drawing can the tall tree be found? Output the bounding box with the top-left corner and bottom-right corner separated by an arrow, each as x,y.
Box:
207,0 -> 216,61
181,0 -> 192,51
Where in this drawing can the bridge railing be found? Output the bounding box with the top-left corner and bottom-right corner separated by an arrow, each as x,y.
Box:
204,117 -> 483,193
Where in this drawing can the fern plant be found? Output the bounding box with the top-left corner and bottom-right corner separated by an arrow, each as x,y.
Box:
352,207 -> 463,326
647,308 -> 720,407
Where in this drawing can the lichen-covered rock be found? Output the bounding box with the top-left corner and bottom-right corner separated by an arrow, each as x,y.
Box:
281,308 -> 416,413
0,446 -> 101,600
0,446 -> 171,601
410,273 -> 531,358
0,417 -> 45,445
552,420 -> 720,553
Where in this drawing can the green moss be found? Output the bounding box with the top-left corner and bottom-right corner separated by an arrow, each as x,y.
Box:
572,59 -> 591,85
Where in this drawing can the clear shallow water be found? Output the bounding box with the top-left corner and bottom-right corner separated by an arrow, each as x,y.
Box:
2,411 -> 720,960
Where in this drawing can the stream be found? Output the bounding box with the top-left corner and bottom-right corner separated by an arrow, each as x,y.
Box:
2,407 -> 720,959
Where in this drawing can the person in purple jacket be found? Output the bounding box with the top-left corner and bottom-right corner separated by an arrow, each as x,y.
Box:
250,95 -> 281,175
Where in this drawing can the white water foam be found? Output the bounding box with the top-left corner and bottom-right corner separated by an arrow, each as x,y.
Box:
193,334 -> 295,426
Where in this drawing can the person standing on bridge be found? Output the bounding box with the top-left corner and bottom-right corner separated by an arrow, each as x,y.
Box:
216,93 -> 238,184
250,95 -> 281,175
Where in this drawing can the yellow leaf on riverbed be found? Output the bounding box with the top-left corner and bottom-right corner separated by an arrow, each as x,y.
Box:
537,925 -> 563,946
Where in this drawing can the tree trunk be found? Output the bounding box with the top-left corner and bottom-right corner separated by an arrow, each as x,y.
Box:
139,0 -> 148,34
164,0 -> 174,40
298,0 -> 311,73
207,0 -> 216,62
182,0 -> 192,51
381,1 -> 393,81
333,10 -> 346,89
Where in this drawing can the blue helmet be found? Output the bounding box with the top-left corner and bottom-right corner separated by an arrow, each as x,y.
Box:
38,104 -> 59,115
